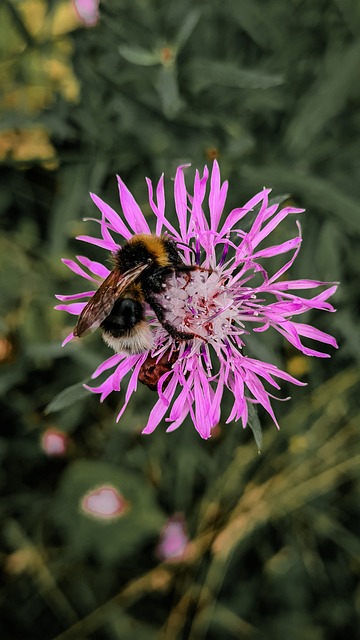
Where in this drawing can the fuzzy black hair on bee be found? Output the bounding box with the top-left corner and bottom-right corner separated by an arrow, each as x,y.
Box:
74,234 -> 202,354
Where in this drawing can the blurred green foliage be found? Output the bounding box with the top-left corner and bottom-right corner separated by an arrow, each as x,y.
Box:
1,0 -> 359,639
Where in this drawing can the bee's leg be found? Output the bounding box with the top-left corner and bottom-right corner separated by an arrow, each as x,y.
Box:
175,264 -> 214,287
176,265 -> 213,274
148,296 -> 205,343
162,322 -> 201,342
145,266 -> 173,293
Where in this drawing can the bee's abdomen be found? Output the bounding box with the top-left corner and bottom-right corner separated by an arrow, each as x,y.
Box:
101,298 -> 143,337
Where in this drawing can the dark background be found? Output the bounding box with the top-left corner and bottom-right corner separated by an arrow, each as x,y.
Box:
0,1 -> 359,638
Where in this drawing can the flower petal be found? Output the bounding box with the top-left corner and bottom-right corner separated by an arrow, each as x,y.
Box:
117,175 -> 151,234
76,255 -> 110,279
55,291 -> 94,301
62,332 -> 74,347
61,258 -> 97,282
146,175 -> 180,239
55,302 -> 87,315
209,159 -> 228,231
76,235 -> 119,251
90,192 -> 132,239
174,164 -> 191,240
91,353 -> 125,378
251,236 -> 301,260
142,375 -> 178,434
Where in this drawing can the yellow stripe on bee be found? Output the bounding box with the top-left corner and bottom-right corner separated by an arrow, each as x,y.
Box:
129,234 -> 170,267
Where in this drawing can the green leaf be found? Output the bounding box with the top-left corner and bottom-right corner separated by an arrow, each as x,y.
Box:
186,59 -> 284,93
48,165 -> 91,257
247,401 -> 263,452
27,342 -> 71,360
285,39 -> 360,153
0,364 -> 25,396
155,66 -> 183,119
226,0 -> 280,49
118,44 -> 160,66
44,380 -> 90,414
240,165 -> 360,233
175,9 -> 202,52
333,0 -> 360,33
316,221 -> 343,282
268,194 -> 291,207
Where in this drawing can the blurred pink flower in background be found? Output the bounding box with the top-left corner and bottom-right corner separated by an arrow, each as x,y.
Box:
72,0 -> 100,27
41,428 -> 69,456
156,515 -> 189,561
80,485 -> 128,521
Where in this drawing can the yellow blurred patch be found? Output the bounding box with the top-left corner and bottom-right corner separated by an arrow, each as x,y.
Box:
50,1 -> 81,36
17,0 -> 46,37
5,548 -> 40,575
17,0 -> 79,37
0,0 -> 81,168
0,337 -> 14,363
287,355 -> 311,378
289,434 -> 309,454
43,55 -> 79,102
206,146 -> 220,161
0,128 -> 58,169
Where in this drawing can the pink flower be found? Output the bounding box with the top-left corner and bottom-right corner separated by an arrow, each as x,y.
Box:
41,428 -> 69,456
156,515 -> 189,561
56,161 -> 338,439
72,0 -> 99,27
80,485 -> 128,520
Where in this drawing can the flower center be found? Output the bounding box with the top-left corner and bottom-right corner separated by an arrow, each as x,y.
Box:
162,269 -> 242,344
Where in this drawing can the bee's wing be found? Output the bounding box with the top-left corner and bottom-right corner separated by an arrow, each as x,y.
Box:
74,262 -> 150,337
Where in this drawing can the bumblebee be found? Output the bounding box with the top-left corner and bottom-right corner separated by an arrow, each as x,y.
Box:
74,234 -> 199,354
